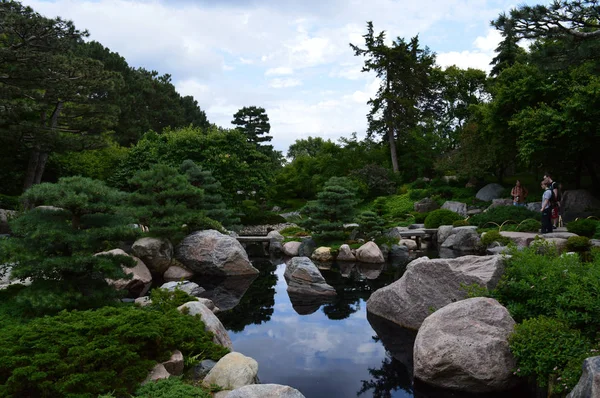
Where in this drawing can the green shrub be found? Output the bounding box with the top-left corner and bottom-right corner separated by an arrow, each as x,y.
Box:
480,230 -> 511,247
408,189 -> 429,201
239,200 -> 287,225
356,211 -> 386,240
135,377 -> 212,398
566,236 -> 592,252
469,206 -> 540,228
149,288 -> 198,312
410,211 -> 429,223
279,226 -> 309,236
0,194 -> 20,210
452,219 -> 470,227
567,219 -> 599,238
424,209 -> 462,228
509,316 -> 593,394
0,306 -> 228,398
516,219 -> 541,232
385,194 -> 415,218
595,223 -> 600,239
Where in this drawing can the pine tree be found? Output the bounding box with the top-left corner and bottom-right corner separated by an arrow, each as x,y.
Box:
231,106 -> 272,145
128,163 -> 223,242
301,177 -> 358,243
0,177 -> 138,314
180,159 -> 240,229
356,211 -> 386,240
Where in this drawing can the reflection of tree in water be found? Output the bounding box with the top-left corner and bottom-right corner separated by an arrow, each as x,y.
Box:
320,263 -> 400,320
358,353 -> 413,397
217,259 -> 277,332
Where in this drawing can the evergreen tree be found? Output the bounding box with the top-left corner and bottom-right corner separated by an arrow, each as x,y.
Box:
356,211 -> 386,241
128,164 -> 223,242
180,159 -> 240,229
0,177 -> 138,314
301,177 -> 358,242
231,106 -> 273,145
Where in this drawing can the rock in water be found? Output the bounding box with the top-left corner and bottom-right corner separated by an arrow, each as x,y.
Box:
284,257 -> 336,297
414,297 -> 518,393
131,237 -> 173,275
366,255 -> 505,330
227,384 -> 306,398
175,230 -> 258,276
355,241 -> 384,263
283,241 -> 302,257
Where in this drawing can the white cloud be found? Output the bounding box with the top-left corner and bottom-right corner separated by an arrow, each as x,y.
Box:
269,78 -> 302,88
437,28 -> 503,72
265,67 -> 294,76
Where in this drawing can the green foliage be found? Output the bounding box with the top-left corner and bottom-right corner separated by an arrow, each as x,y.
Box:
480,230 -> 511,247
279,226 -> 309,237
301,177 -> 359,243
452,219 -> 470,227
0,195 -> 20,210
469,206 -> 540,228
135,377 -> 212,398
509,316 -> 593,394
149,288 -> 198,312
515,218 -> 541,232
410,211 -> 429,223
231,106 -> 272,145
567,219 -> 599,238
0,306 -> 228,398
350,164 -> 397,198
238,200 -> 286,226
424,209 -> 462,228
355,211 -> 386,240
0,177 -> 138,315
383,194 -> 415,219
566,236 -> 592,253
50,140 -> 128,182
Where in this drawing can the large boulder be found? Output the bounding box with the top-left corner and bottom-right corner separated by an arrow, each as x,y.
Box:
355,242 -> 385,263
227,384 -> 306,398
175,230 -> 258,276
399,239 -> 417,251
385,226 -> 409,240
177,301 -> 233,349
160,281 -> 205,296
311,247 -> 333,262
414,198 -> 440,213
366,255 -> 505,330
567,356 -> 600,398
389,244 -> 409,266
203,352 -> 259,390
336,244 -> 356,262
98,249 -> 152,297
414,297 -> 518,392
476,183 -> 505,202
163,264 -> 194,281
284,257 -> 336,297
440,228 -> 481,252
0,209 -> 16,235
298,238 -> 316,257
562,190 -> 600,221
131,237 -> 173,275
282,241 -> 301,257
437,225 -> 454,246
441,201 -> 467,217
486,198 -> 513,210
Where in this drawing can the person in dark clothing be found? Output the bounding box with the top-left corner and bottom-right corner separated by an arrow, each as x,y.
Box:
540,180 -> 553,234
543,173 -> 560,229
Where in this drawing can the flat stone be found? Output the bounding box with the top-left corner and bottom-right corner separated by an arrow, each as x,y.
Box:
542,232 -> 578,239
160,281 -> 205,296
499,231 -> 539,248
227,384 -> 306,398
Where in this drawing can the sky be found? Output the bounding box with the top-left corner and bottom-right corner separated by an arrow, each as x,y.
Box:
23,0 -> 545,153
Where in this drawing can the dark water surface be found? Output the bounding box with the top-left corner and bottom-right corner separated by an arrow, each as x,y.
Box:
196,254 -> 532,398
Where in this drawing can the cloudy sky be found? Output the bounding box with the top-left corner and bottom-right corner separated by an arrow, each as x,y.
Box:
24,0 -> 544,152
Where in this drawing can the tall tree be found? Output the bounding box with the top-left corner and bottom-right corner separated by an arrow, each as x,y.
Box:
351,22 -> 436,173
0,1 -> 121,190
231,106 -> 272,145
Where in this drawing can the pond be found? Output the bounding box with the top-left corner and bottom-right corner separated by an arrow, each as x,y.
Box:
193,252 -> 533,398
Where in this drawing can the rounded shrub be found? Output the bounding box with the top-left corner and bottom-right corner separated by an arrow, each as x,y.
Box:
410,211 -> 429,223
469,206 -> 540,228
567,219 -> 599,238
452,219 -> 470,227
424,209 -> 462,228
516,219 -> 541,233
480,230 -> 511,247
566,236 -> 592,252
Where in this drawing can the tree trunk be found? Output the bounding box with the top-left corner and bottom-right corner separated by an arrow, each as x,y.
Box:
33,151 -> 49,185
23,147 -> 42,191
389,126 -> 399,174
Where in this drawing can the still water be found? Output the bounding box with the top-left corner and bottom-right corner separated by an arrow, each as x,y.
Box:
195,255 -> 531,398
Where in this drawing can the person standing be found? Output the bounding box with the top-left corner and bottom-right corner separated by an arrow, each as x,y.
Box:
511,180 -> 528,206
543,172 -> 560,229
540,180 -> 553,234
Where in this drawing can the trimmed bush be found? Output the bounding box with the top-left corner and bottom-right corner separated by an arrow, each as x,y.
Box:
410,211 -> 429,223
134,377 -> 212,398
516,219 -> 541,232
469,206 -> 540,228
0,194 -> 19,210
356,211 -> 386,240
424,209 -> 462,228
480,230 -> 511,247
567,219 -> 599,238
452,219 -> 470,227
566,236 -> 592,252
0,306 -> 228,397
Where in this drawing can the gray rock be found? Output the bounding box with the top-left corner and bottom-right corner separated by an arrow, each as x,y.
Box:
226,384 -> 306,398
134,296 -> 152,307
284,257 -> 336,297
441,229 -> 481,252
389,244 -> 410,266
399,239 -> 417,250
385,227 -> 409,239
282,241 -> 301,257
143,364 -> 170,384
190,359 -> 217,380
366,255 -> 505,330
486,246 -> 510,255
437,225 -> 454,246
163,265 -> 194,281
441,201 -> 467,217
542,232 -> 578,239
414,297 -> 518,392
408,223 -> 425,230
562,190 -> 600,221
414,198 -> 440,213
160,281 -> 205,296
203,352 -> 259,390
567,356 -> 600,398
269,240 -> 283,256
591,239 -> 600,248
175,230 -> 258,276
237,223 -> 297,236
131,237 -> 173,275
486,198 -> 513,210
355,242 -> 385,263
500,231 -> 539,248
162,350 -> 184,376
541,237 -> 568,252
476,183 -> 505,202
311,247 -> 333,262
526,202 -> 543,212
379,244 -> 390,260
298,238 -> 316,257
337,244 -> 356,261
451,226 -> 478,233
0,209 -> 16,235
467,208 -> 483,216
177,301 -> 233,349
98,249 -> 152,297
267,230 -> 284,242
